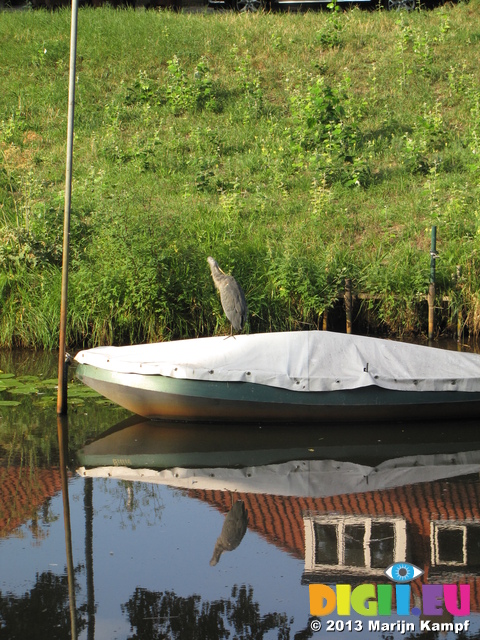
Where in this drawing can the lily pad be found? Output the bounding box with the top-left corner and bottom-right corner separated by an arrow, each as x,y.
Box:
9,385 -> 40,395
0,379 -> 22,388
68,399 -> 85,406
0,400 -> 21,406
16,375 -> 42,383
67,386 -> 100,398
34,397 -> 56,407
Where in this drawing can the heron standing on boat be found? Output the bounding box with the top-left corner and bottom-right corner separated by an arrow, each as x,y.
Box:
207,256 -> 247,334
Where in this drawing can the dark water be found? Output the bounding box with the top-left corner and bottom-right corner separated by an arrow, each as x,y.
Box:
1,346 -> 480,640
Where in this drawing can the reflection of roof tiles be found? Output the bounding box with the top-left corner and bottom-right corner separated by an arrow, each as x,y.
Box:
188,475 -> 480,610
0,467 -> 63,537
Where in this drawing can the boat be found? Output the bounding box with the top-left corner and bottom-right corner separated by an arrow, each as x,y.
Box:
74,331 -> 480,423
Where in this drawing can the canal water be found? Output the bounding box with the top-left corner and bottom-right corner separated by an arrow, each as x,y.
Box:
1,346 -> 480,639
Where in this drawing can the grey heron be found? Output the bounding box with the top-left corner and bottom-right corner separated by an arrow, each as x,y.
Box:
207,256 -> 247,334
210,500 -> 248,566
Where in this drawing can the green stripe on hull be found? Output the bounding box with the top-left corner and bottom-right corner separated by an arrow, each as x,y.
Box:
76,363 -> 480,423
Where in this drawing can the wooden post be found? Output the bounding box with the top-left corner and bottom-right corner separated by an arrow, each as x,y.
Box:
322,310 -> 328,331
428,226 -> 437,341
345,278 -> 353,334
57,0 -> 79,415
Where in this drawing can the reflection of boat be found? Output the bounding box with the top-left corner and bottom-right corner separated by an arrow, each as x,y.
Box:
77,416 -> 480,496
76,415 -> 480,471
74,331 -> 480,422
79,450 -> 480,497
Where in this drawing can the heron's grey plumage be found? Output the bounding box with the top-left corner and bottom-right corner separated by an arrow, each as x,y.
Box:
207,256 -> 247,333
210,500 -> 248,566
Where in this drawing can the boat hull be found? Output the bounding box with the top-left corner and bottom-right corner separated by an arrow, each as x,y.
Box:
76,363 -> 480,423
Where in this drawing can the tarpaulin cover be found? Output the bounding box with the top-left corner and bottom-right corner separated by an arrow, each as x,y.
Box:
75,331 -> 480,393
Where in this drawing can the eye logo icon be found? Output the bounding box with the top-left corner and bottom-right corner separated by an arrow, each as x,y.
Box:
384,562 -> 424,583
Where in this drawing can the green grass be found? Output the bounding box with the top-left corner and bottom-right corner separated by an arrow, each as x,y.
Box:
1,1 -> 480,347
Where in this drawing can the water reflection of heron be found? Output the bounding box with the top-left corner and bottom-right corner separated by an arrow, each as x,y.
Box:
210,500 -> 248,566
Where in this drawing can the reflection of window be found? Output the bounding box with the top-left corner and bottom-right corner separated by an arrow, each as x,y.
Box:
314,523 -> 338,565
468,527 -> 480,565
344,524 -> 365,567
431,522 -> 480,567
305,516 -> 406,574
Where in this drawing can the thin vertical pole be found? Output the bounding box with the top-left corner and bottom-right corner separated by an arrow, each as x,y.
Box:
57,415 -> 77,640
85,477 -> 95,640
57,0 -> 79,415
456,265 -> 463,345
428,226 -> 437,342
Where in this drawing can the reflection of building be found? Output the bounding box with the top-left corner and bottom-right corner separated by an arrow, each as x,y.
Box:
0,467 -> 63,538
186,473 -> 480,609
304,514 -> 407,576
431,520 -> 480,569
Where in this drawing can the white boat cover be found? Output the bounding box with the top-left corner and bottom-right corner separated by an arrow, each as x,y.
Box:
74,331 -> 480,393
77,449 -> 480,497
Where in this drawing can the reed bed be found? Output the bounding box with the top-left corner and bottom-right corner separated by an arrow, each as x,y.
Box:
1,1 -> 479,347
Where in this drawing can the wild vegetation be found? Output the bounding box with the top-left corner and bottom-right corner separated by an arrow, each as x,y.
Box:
1,1 -> 480,348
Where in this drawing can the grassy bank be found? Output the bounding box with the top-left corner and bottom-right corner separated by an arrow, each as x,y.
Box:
1,2 -> 480,348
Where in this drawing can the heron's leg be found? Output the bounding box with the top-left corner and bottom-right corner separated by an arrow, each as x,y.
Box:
223,326 -> 236,340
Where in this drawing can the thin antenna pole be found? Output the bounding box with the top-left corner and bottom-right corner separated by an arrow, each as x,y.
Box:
428,226 -> 437,342
57,0 -> 79,415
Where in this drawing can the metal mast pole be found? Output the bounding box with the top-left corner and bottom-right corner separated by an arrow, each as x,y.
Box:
428,226 -> 437,342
